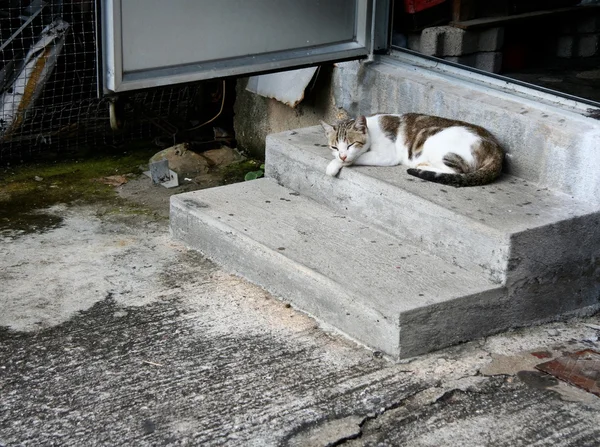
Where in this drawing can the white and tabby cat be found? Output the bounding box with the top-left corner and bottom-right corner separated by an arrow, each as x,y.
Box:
320,113 -> 504,187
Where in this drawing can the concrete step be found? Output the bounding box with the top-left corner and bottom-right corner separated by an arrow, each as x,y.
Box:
170,179 -> 505,359
266,126 -> 600,290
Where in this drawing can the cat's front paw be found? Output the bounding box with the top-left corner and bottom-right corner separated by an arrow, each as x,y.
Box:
326,160 -> 342,177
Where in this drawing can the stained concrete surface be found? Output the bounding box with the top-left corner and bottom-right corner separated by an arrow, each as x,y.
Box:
1,175 -> 600,446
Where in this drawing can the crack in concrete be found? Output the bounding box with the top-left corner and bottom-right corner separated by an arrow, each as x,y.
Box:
331,386 -> 431,446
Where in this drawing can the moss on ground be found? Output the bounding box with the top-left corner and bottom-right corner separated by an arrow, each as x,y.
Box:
220,159 -> 264,185
1,143 -> 266,235
0,146 -> 155,234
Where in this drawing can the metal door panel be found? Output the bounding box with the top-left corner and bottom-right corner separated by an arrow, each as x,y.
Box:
102,0 -> 375,93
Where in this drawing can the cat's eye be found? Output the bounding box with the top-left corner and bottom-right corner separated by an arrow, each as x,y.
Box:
348,143 -> 355,148
331,146 -> 338,150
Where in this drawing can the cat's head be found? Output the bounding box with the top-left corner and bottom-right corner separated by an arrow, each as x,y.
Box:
320,116 -> 370,163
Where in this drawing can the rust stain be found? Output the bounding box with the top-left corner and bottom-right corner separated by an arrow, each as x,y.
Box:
531,351 -> 553,359
536,349 -> 600,397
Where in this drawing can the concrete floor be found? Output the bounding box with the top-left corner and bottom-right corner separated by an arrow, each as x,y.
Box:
1,175 -> 600,446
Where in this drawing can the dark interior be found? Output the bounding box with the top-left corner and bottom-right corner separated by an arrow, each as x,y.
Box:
391,0 -> 600,104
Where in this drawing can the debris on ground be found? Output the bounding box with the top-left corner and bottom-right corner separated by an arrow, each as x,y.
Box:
146,159 -> 179,188
201,146 -> 244,168
537,349 -> 600,397
94,174 -> 129,187
149,143 -> 210,178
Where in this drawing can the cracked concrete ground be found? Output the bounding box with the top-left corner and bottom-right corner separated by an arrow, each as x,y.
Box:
1,175 -> 600,446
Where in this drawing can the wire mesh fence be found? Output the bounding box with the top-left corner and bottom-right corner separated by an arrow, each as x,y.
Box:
0,0 -> 216,163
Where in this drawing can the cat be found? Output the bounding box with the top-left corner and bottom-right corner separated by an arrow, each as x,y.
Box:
320,113 -> 504,187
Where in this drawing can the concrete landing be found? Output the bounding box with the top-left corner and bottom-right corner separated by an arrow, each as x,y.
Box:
171,179 -> 504,358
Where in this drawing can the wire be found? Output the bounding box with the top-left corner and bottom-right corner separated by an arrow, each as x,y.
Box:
186,79 -> 226,132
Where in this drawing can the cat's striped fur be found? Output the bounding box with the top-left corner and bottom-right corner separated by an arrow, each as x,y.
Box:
320,113 -> 504,187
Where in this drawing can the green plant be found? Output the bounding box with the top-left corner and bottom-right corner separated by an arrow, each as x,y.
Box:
244,164 -> 265,181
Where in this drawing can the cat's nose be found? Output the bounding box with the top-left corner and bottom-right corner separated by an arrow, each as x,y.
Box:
340,154 -> 347,161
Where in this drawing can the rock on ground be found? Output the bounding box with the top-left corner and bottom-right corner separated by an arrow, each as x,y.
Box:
149,144 -> 244,180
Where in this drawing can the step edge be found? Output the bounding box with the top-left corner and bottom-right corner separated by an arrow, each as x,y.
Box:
170,194 -> 402,354
171,184 -> 499,300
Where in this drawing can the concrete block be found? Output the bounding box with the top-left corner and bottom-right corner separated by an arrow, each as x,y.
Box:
557,35 -> 575,58
478,28 -> 505,52
420,27 -> 444,56
441,27 -> 478,56
578,34 -> 600,57
557,34 -> 599,58
475,52 -> 503,73
420,26 -> 503,57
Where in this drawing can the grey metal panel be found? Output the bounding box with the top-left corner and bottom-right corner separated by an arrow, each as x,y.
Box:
121,0 -> 356,72
102,0 -> 375,93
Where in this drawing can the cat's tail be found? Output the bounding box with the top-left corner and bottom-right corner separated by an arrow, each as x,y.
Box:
406,153 -> 504,187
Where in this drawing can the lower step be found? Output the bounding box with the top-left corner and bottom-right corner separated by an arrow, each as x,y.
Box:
170,179 -> 505,359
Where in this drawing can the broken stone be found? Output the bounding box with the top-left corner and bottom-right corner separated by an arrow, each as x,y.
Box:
150,143 -> 210,178
201,146 -> 244,168
285,415 -> 363,447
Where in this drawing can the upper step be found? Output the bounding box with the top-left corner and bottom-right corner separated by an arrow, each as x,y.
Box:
170,179 -> 503,359
266,126 -> 600,284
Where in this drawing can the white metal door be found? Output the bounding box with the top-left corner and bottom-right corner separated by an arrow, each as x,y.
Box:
101,0 -> 383,93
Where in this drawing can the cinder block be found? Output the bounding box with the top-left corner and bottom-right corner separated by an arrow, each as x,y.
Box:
441,27 -> 478,56
557,34 -> 600,58
421,26 -> 476,56
557,35 -> 575,58
420,26 -> 504,57
478,28 -> 505,52
420,27 -> 444,56
475,52 -> 503,73
578,34 -> 600,57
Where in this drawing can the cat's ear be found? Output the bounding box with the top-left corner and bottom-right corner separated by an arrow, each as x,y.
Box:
320,120 -> 335,136
354,115 -> 368,133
